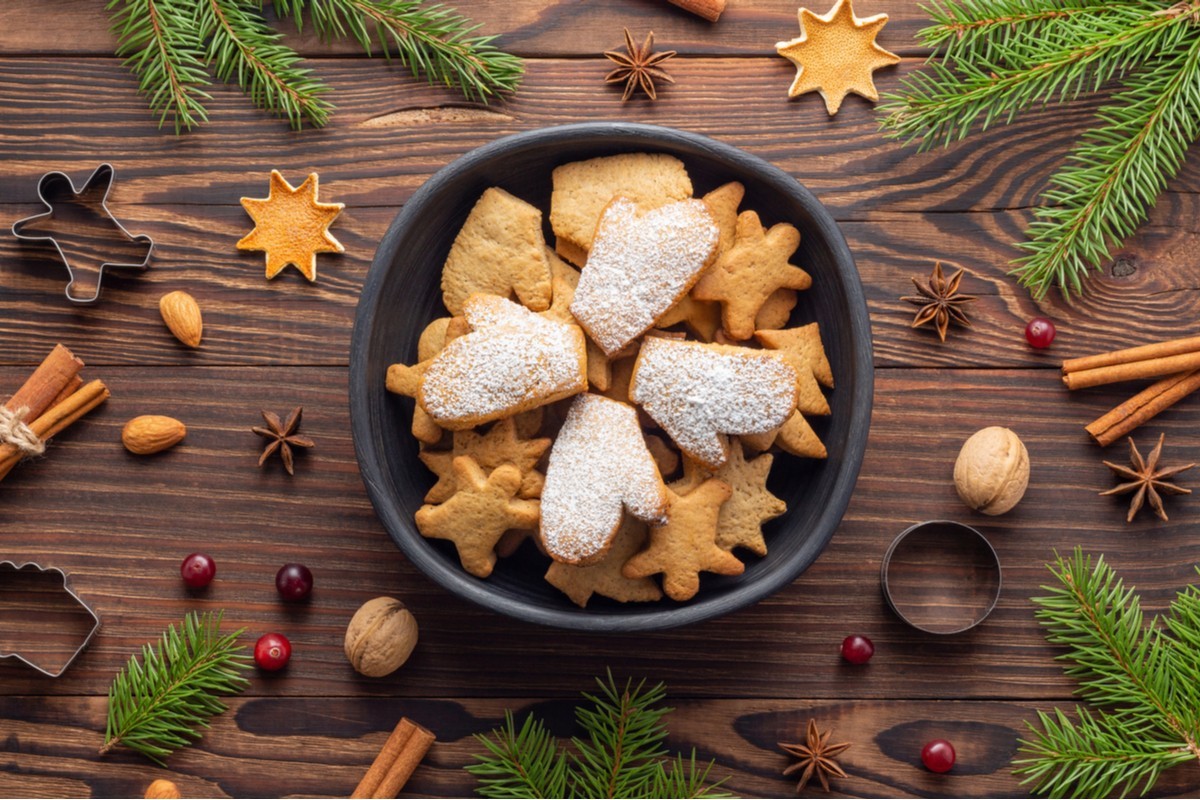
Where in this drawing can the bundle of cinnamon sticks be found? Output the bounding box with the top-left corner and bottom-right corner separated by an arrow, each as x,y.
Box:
351,717 -> 436,799
1062,335 -> 1200,446
0,344 -> 110,482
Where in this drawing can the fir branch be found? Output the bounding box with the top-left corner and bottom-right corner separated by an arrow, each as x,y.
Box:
1011,36 -> 1200,298
1013,549 -> 1200,797
286,0 -> 523,103
467,673 -> 728,799
106,0 -> 212,133
466,711 -> 571,799
195,0 -> 334,129
100,611 -> 250,765
879,1 -> 1191,151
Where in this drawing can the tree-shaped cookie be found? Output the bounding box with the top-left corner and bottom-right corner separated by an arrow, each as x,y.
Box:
544,517 -> 663,607
419,417 -> 550,503
414,456 -> 540,578
623,479 -> 744,601
693,211 -> 812,341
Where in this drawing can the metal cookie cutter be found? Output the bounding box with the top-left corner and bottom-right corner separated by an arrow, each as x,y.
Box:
0,561 -> 101,677
11,163 -> 154,304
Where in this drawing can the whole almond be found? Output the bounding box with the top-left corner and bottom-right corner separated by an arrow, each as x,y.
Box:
122,415 -> 187,455
159,290 -> 203,348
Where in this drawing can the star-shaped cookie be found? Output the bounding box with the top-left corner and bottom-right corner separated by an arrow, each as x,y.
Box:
414,456 -> 541,578
419,417 -> 550,503
544,517 -> 663,607
775,0 -> 900,115
680,439 -> 787,557
237,170 -> 344,281
692,210 -> 812,341
623,478 -> 744,601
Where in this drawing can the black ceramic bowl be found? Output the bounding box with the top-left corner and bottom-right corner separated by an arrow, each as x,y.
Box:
350,123 -> 873,632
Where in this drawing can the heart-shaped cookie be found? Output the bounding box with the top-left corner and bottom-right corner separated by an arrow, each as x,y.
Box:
629,337 -> 798,468
416,294 -> 587,429
539,394 -> 668,565
569,197 -> 718,356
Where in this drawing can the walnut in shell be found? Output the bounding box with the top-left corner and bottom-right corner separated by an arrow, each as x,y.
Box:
953,426 -> 1029,515
344,596 -> 418,678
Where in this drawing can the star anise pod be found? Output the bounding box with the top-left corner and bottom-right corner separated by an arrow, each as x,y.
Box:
1101,433 -> 1194,522
603,28 -> 676,101
901,261 -> 977,342
252,406 -> 314,476
779,719 -> 851,793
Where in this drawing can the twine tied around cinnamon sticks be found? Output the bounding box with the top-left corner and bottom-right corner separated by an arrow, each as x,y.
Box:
1062,335 -> 1200,447
0,406 -> 46,456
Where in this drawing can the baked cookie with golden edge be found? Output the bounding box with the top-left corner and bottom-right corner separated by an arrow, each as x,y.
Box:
629,337 -> 798,469
550,153 -> 693,259
539,394 -> 668,565
571,197 -> 719,356
237,170 -> 344,282
693,210 -> 812,341
702,181 -> 746,255
414,457 -> 540,579
754,288 -> 798,331
755,322 -> 834,388
544,517 -> 663,607
410,317 -> 469,444
679,439 -> 787,556
623,479 -> 744,601
388,294 -> 587,430
441,187 -> 552,315
741,410 -> 827,458
539,249 -> 617,391
418,417 -> 551,504
775,0 -> 900,115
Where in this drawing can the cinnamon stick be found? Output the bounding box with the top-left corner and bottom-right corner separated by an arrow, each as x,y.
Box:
1062,335 -> 1200,375
0,380 -> 110,481
5,344 -> 84,421
665,0 -> 726,21
1062,350 -> 1200,390
375,721 -> 435,798
351,718 -> 418,799
1086,370 -> 1200,447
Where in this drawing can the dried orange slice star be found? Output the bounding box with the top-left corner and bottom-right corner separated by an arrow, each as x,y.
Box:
237,170 -> 344,282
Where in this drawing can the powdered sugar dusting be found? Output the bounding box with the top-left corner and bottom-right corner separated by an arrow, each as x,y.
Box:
421,294 -> 586,425
540,394 -> 668,563
631,337 -> 797,467
570,198 -> 718,356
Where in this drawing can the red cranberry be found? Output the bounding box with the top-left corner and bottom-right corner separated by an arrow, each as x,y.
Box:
841,634 -> 874,664
1025,317 -> 1056,349
275,563 -> 313,602
921,739 -> 956,773
254,633 -> 291,671
180,553 -> 216,589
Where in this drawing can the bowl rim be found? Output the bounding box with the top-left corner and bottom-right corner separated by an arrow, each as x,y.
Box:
349,122 -> 874,632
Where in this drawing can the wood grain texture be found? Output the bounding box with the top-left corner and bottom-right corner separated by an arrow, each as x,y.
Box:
5,1 -> 1200,796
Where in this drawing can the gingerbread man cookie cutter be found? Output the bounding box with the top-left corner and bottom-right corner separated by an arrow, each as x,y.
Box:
0,561 -> 101,677
11,163 -> 154,304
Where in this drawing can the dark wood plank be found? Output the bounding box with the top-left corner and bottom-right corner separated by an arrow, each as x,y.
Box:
1,365 -> 1197,701
0,0 -> 942,58
5,695 -> 1200,798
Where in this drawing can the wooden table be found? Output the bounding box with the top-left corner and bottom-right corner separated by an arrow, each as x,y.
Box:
2,1 -> 1199,796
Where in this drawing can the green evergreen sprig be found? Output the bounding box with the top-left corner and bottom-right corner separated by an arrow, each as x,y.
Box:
879,0 -> 1200,300
100,611 -> 251,765
106,0 -> 522,132
466,672 -> 731,799
1014,549 -> 1200,797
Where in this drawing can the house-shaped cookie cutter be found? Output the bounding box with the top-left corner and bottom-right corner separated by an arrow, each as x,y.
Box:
0,561 -> 101,677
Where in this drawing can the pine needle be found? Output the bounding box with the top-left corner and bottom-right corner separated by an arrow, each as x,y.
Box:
878,0 -> 1200,300
466,671 -> 731,799
100,611 -> 250,765
1013,549 -> 1200,797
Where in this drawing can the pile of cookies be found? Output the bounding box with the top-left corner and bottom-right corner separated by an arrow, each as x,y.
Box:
386,153 -> 833,606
